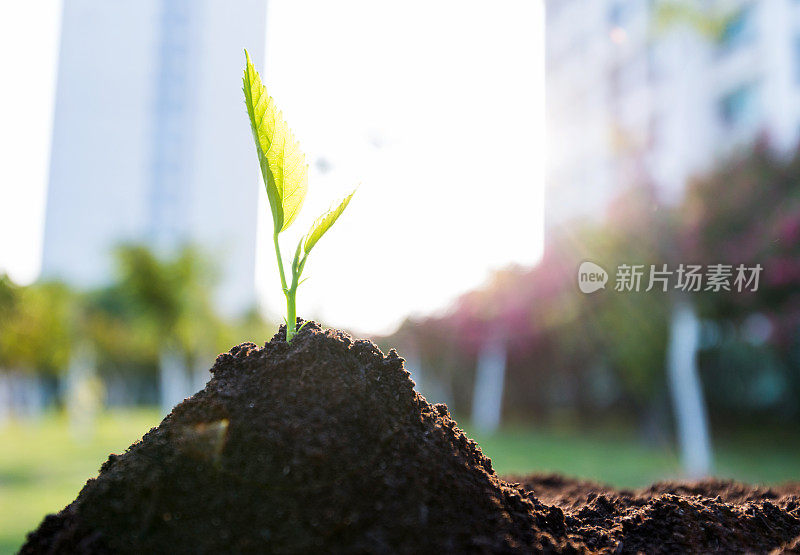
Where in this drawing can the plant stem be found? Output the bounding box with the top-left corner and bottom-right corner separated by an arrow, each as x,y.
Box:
285,286 -> 297,341
285,253 -> 308,342
273,232 -> 288,292
273,232 -> 295,340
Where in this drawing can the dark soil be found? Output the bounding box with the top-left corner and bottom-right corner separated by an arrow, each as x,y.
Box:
19,322 -> 800,553
511,474 -> 800,553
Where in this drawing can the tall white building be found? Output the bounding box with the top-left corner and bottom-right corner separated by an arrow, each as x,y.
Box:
545,0 -> 800,227
41,0 -> 267,315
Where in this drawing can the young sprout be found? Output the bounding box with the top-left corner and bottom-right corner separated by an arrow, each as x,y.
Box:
243,50 -> 355,341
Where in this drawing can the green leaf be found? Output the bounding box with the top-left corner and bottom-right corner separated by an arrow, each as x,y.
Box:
242,50 -> 308,233
303,190 -> 356,254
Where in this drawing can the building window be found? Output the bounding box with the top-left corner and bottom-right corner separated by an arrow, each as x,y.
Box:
645,43 -> 661,83
718,84 -> 758,128
608,0 -> 637,27
795,34 -> 800,83
608,2 -> 625,26
719,7 -> 753,51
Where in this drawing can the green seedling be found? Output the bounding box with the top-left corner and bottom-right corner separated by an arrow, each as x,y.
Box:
243,50 -> 355,342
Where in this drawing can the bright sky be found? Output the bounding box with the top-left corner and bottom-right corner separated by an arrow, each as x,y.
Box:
0,1 -> 62,286
0,0 -> 544,336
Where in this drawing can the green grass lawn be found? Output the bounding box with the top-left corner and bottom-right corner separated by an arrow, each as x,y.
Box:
467,425 -> 800,488
0,409 -> 162,554
1,410 -> 799,554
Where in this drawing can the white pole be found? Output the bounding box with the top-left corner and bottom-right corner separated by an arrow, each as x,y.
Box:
0,373 -> 10,427
471,335 -> 507,434
667,299 -> 713,478
159,348 -> 190,415
66,344 -> 102,441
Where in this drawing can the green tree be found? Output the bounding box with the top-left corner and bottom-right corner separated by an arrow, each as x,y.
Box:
0,278 -> 74,377
683,143 -> 800,419
85,244 -> 226,409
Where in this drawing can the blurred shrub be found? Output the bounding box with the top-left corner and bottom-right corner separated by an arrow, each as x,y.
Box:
0,243 -> 274,406
388,145 -> 800,429
684,141 -> 800,420
0,277 -> 74,377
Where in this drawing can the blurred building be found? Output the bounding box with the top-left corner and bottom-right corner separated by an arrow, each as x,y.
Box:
41,0 -> 267,315
545,0 -> 800,226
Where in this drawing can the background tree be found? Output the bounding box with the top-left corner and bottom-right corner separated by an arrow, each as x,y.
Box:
683,142 -> 800,422
90,244 -> 225,409
0,280 -> 74,378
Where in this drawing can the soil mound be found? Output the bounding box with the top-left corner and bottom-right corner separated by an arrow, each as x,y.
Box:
21,323 -> 572,554
20,323 -> 800,553
512,473 -> 800,553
